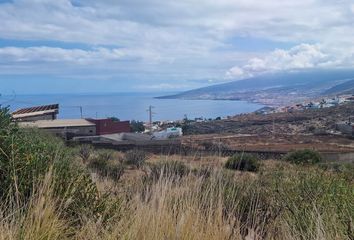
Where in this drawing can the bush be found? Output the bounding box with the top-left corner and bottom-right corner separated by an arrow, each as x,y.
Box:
265,166 -> 354,239
0,107 -> 12,130
0,107 -> 116,224
284,149 -> 322,165
149,160 -> 189,180
130,120 -> 145,133
224,153 -> 260,172
0,125 -> 69,204
77,144 -> 93,163
202,141 -> 230,152
318,162 -> 354,182
124,149 -> 147,168
88,150 -> 124,180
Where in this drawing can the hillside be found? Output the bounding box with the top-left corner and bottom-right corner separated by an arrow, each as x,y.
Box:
179,102 -> 354,155
159,69 -> 354,106
324,79 -> 354,95
182,102 -> 354,136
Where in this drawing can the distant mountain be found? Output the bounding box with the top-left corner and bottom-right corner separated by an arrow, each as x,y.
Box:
158,69 -> 354,106
323,79 -> 354,95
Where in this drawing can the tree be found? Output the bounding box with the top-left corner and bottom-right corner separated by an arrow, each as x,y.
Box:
109,117 -> 120,122
130,120 -> 145,132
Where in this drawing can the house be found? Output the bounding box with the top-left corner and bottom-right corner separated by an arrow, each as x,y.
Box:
322,102 -> 337,108
18,119 -> 96,139
152,127 -> 183,140
19,118 -> 131,139
327,97 -> 340,105
255,106 -> 275,115
194,117 -> 204,123
87,119 -> 131,135
12,104 -> 59,122
306,102 -> 321,109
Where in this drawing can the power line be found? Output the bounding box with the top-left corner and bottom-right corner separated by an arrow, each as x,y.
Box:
146,105 -> 156,126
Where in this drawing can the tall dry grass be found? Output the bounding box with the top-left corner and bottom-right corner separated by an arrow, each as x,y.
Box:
119,173 -> 238,240
0,169 -> 69,240
0,162 -> 353,240
75,161 -> 353,240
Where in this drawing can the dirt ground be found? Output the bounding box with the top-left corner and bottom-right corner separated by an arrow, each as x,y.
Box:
180,103 -> 354,153
182,133 -> 354,153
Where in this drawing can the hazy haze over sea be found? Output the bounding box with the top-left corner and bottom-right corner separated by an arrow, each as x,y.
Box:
1,93 -> 263,122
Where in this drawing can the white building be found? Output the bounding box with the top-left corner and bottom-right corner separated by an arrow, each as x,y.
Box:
152,127 -> 183,139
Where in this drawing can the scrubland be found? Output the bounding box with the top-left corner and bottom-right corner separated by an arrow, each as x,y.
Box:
0,108 -> 353,240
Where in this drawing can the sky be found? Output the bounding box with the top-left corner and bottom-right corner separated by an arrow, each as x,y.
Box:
0,0 -> 354,94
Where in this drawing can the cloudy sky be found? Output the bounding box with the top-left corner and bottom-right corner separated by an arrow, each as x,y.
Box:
0,0 -> 353,94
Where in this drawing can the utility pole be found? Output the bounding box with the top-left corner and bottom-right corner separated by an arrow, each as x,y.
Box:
147,105 -> 156,128
273,117 -> 275,136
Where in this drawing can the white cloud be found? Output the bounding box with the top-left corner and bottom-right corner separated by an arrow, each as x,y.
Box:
1,0 -> 354,50
226,44 -> 353,79
225,66 -> 247,79
0,0 -> 354,86
0,47 -> 126,63
135,83 -> 190,90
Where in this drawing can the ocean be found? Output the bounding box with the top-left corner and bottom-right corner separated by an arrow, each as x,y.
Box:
1,92 -> 263,122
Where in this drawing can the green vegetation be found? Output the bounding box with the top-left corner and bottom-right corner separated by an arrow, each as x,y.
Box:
0,108 -> 116,227
109,116 -> 120,122
124,149 -> 147,168
88,150 -> 124,180
284,149 -> 322,165
0,106 -> 353,240
224,153 -> 260,172
77,144 -> 93,163
148,160 -> 189,180
130,120 -> 145,132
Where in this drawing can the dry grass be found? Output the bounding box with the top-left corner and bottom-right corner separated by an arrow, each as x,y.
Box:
1,153 -> 353,240
0,170 -> 69,240
1,107 -> 352,240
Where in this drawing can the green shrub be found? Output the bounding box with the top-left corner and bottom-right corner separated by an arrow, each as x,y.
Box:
88,150 -> 124,180
0,126 -> 68,203
284,149 -> 322,165
149,160 -> 189,180
0,107 -> 12,130
318,162 -> 354,182
0,107 -> 116,224
224,153 -> 260,172
124,149 -> 147,168
77,144 -> 93,163
202,141 -> 230,152
265,166 -> 354,239
130,120 -> 145,132
88,155 -> 108,172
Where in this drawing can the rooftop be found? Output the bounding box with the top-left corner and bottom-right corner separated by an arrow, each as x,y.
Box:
12,104 -> 59,119
19,119 -> 96,128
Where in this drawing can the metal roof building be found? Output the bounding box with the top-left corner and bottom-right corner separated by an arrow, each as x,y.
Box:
12,104 -> 59,122
19,119 -> 96,139
19,119 -> 96,128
